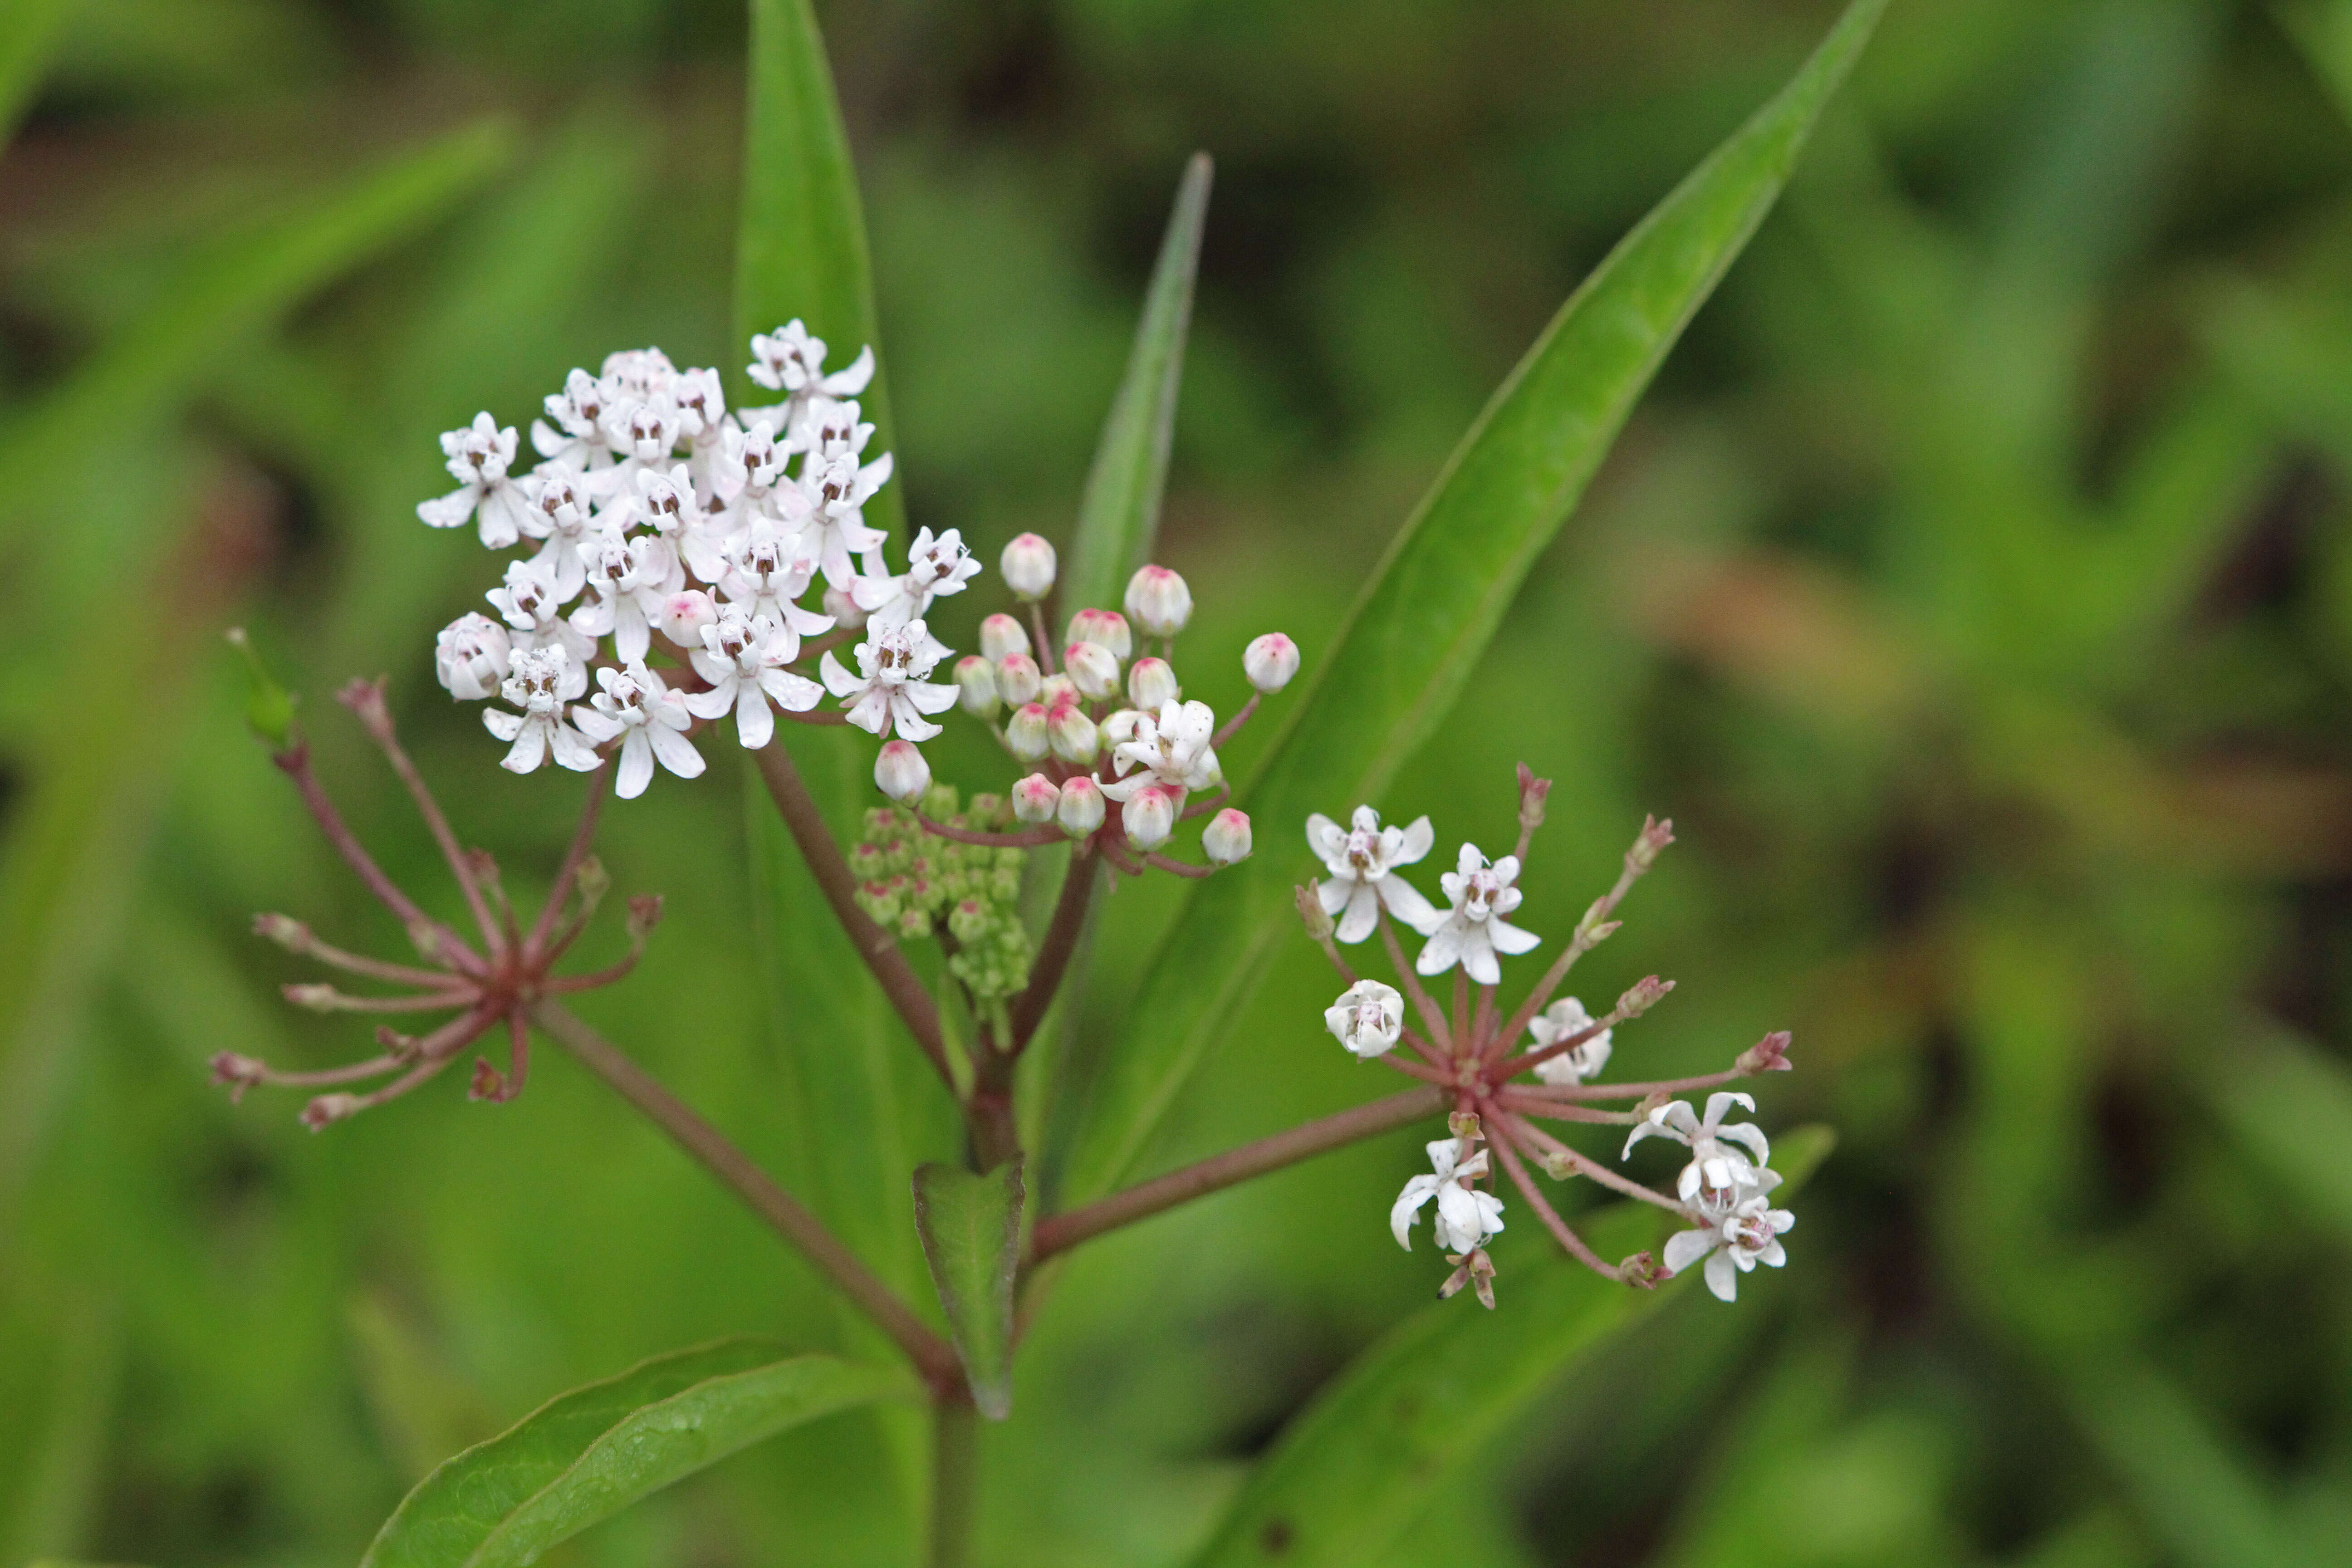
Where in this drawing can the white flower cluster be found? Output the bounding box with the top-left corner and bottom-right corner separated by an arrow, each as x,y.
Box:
423,325 -> 980,798
1305,807 -> 1536,984
1627,1093 -> 1794,1302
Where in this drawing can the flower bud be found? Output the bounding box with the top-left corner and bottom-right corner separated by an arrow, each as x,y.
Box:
1063,640 -> 1121,700
1038,673 -> 1078,710
1004,702 -> 1051,763
284,983 -> 340,1013
1243,632 -> 1300,694
954,655 -> 1000,718
874,739 -> 931,803
1616,975 -> 1675,1018
252,912 -> 307,951
1202,808 -> 1253,866
1323,979 -> 1403,1059
225,626 -> 298,750
1127,656 -> 1179,710
302,1093 -> 363,1131
1056,774 -> 1105,837
654,589 -> 717,649
1011,774 -> 1060,824
1122,784 -> 1176,849
995,653 -> 1043,707
1737,1030 -> 1794,1074
823,583 -> 867,631
1516,762 -> 1551,833
1000,532 -> 1058,600
1295,882 -> 1336,942
948,897 -> 990,944
1048,703 -> 1100,764
1067,607 -> 1132,660
978,612 -> 1031,662
1123,564 -> 1193,637
1628,813 -> 1675,872
1449,1110 -> 1483,1141
435,612 -> 512,701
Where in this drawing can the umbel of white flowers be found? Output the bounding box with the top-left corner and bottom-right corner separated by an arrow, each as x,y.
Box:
1301,784 -> 1798,1307
418,328 -> 1298,888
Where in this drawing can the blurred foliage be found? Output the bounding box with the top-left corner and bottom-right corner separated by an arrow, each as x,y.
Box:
8,0 -> 2352,1564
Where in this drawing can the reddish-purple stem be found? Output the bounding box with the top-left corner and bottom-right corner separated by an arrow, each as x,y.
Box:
1007,846 -> 1099,1050
527,763 -> 611,959
1485,1121 -> 1618,1279
276,745 -> 484,977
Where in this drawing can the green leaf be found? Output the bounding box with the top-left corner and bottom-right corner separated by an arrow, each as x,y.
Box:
0,0 -> 75,144
1061,152 -> 1213,616
1056,0 -> 1885,1207
2202,1021 -> 2352,1246
1188,1127 -> 1833,1567
735,0 -> 900,543
912,1160 -> 1024,1420
359,1339 -> 913,1568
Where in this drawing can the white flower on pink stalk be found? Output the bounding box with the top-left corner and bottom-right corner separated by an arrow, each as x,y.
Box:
803,397 -> 876,462
1324,979 -> 1403,1059
853,526 -> 980,628
571,531 -> 684,663
1528,996 -> 1612,1087
745,319 -> 874,446
1123,564 -> 1192,638
1416,844 -> 1539,986
1392,1139 -> 1504,1253
1305,806 -> 1441,944
1243,632 -> 1300,693
1202,808 -> 1253,866
517,463 -> 599,602
1101,699 -> 1220,803
873,738 -> 931,803
820,620 -> 959,741
711,419 -> 789,510
1662,1190 -> 1794,1302
417,413 -> 532,548
434,612 -> 510,702
684,606 -> 824,750
484,647 -> 598,775
573,662 -> 704,799
530,368 -> 623,478
798,450 -> 894,588
1000,533 -> 1057,601
1622,1091 -> 1773,1218
486,559 -> 596,664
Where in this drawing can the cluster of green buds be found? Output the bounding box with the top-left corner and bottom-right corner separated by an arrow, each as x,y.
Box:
852,784 -> 1034,1001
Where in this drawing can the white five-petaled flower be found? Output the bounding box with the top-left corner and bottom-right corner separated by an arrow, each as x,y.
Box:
1622,1091 -> 1773,1217
819,619 -> 959,741
1392,1139 -> 1505,1253
1416,843 -> 1539,986
1528,996 -> 1613,1086
571,531 -> 684,664
486,559 -> 595,663
434,612 -> 511,702
853,526 -> 981,629
484,647 -> 597,775
1324,980 -> 1405,1059
803,397 -> 875,462
798,450 -> 894,588
745,319 -> 876,446
1100,699 -> 1220,803
531,368 -> 623,477
684,607 -> 824,750
1662,1190 -> 1794,1302
572,662 -> 705,799
1305,806 -> 1441,944
418,412 -> 532,547
717,511 -> 833,648
518,463 -> 599,601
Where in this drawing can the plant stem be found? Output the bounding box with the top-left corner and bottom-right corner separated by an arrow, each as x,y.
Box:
1026,1085 -> 1445,1262
1486,1120 -> 1619,1280
750,741 -> 957,1088
1007,844 -> 1098,1050
526,763 -> 610,958
531,999 -> 965,1393
275,743 -> 483,977
347,683 -> 503,956
1378,909 -> 1450,1050
927,1394 -> 980,1568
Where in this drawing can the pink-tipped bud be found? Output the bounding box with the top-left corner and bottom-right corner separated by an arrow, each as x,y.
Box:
995,652 -> 1043,708
1048,702 -> 1101,764
874,739 -> 931,803
1449,1110 -> 1484,1142
954,655 -> 1000,718
978,612 -> 1031,662
1202,808 -> 1253,866
284,983 -> 340,1013
1517,763 -> 1551,831
1011,774 -> 1060,824
1127,656 -> 1179,710
823,583 -> 867,631
1067,608 -> 1132,660
302,1093 -> 361,1132
1056,774 -> 1105,837
1122,785 -> 1176,849
469,1058 -> 511,1102
336,676 -> 394,740
654,588 -> 717,649
1616,975 -> 1674,1018
210,1052 -> 265,1101
1123,564 -> 1193,637
1063,639 -> 1122,701
1039,672 -> 1079,709
1243,632 -> 1299,693
252,912 -> 307,950
626,893 -> 665,942
1001,532 -> 1058,600
1737,1030 -> 1794,1074
1295,882 -> 1335,941
1628,813 -> 1675,872
1618,1250 -> 1666,1290
1004,703 -> 1051,763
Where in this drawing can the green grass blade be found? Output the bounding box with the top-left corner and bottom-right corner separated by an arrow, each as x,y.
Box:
1187,1128 -> 1833,1567
0,0 -> 75,144
912,1160 -> 1024,1419
359,1340 -> 913,1568
1058,0 -> 1884,1207
734,0 -> 900,543
1061,152 -> 1213,615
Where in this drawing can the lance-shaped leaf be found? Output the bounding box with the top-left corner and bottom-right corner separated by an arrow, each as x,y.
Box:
735,0 -> 901,543
1186,1127 -> 1833,1568
913,1159 -> 1025,1419
360,1340 -> 913,1568
1056,0 -> 1884,1208
1061,152 -> 1214,616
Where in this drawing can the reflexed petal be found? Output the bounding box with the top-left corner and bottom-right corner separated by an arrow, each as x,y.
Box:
483,708 -> 524,742
1488,919 -> 1541,956
1391,1176 -> 1439,1250
1703,1092 -> 1757,1126
1662,1228 -> 1716,1274
1376,874 -> 1442,934
1395,816 -> 1434,863
1460,930 -> 1500,986
1704,1250 -> 1739,1301
1757,1240 -> 1787,1269
647,722 -> 706,779
818,649 -> 864,699
757,668 -> 824,712
1416,924 -> 1463,976
500,722 -> 547,774
1316,877 -> 1353,917
1306,813 -> 1346,861
615,731 -> 654,798
1333,885 -> 1380,945
733,683 -> 774,749
683,679 -> 737,721
1720,1122 -> 1772,1166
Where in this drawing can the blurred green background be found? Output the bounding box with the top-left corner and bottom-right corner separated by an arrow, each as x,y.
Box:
8,0 -> 2352,1563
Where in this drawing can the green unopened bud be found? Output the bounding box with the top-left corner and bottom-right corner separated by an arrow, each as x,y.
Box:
1535,1147 -> 1575,1181
225,627 -> 299,751
1295,882 -> 1336,943
573,855 -> 612,916
626,894 -> 665,944
1627,814 -> 1675,872
948,897 -> 990,944
897,906 -> 933,940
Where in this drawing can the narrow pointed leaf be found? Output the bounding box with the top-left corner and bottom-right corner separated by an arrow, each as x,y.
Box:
1058,0 -> 1883,1207
912,1159 -> 1024,1419
735,0 -> 900,542
1186,1127 -> 1832,1568
1063,152 -> 1213,615
360,1339 -> 913,1568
